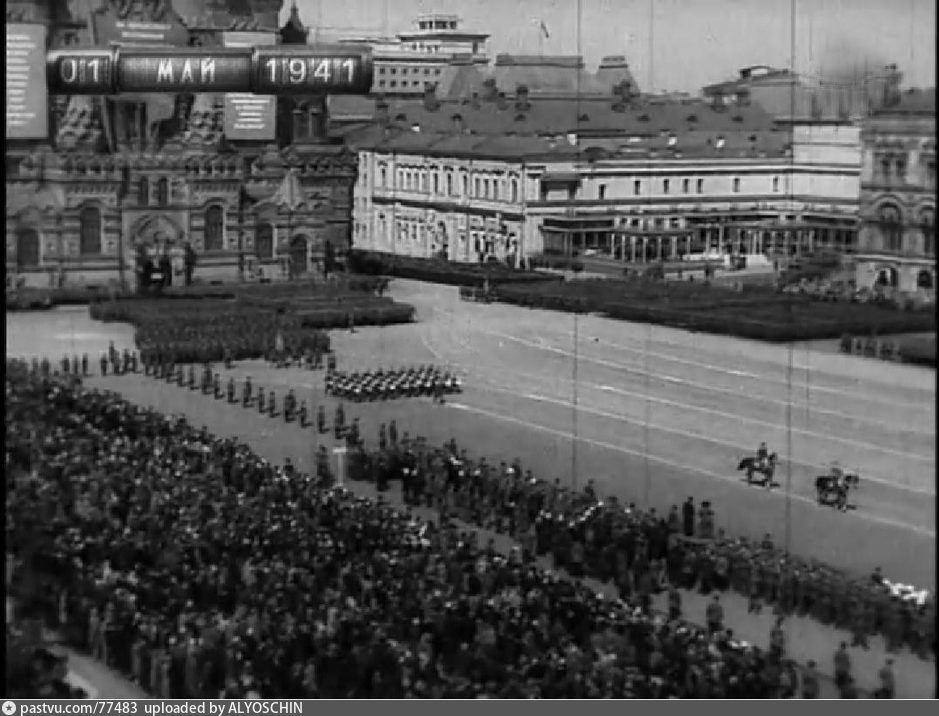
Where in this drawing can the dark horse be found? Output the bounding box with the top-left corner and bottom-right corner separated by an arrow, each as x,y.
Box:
815,475 -> 854,511
737,452 -> 778,487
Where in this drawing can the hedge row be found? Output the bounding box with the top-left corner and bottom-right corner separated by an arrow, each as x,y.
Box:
528,256 -> 585,272
6,275 -> 388,310
490,279 -> 936,342
237,294 -> 396,311
841,333 -> 937,366
296,303 -> 415,328
346,250 -> 562,288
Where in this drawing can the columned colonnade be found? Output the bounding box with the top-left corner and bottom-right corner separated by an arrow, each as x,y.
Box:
540,222 -> 859,263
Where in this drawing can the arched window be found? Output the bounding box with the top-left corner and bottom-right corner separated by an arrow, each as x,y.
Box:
380,166 -> 387,187
204,205 -> 224,252
921,207 -> 935,256
446,173 -> 453,196
433,173 -> 439,195
461,174 -> 468,196
510,178 -> 518,203
138,177 -> 149,206
255,223 -> 274,259
156,178 -> 169,206
79,206 -> 102,255
878,203 -> 903,252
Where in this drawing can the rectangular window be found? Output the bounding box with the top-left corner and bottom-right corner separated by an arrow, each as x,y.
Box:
474,177 -> 481,197
732,177 -> 741,193
682,178 -> 689,194
772,176 -> 779,193
696,178 -> 704,194
633,180 -> 641,195
896,157 -> 907,183
599,184 -> 606,200
663,179 -> 670,194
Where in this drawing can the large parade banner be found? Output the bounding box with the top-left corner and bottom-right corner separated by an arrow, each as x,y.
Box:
5,24 -> 47,139
222,31 -> 277,141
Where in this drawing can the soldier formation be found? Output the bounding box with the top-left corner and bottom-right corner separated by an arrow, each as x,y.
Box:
325,366 -> 462,403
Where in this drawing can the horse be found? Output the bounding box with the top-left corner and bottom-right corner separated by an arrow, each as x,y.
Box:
737,452 -> 777,487
815,475 -> 850,511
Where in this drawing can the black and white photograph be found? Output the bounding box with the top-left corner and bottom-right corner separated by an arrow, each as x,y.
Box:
5,0 -> 936,701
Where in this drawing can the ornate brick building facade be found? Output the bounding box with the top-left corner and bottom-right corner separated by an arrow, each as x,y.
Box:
855,88 -> 936,293
6,0 -> 357,288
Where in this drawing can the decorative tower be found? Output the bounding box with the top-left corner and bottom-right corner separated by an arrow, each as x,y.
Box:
280,0 -> 309,44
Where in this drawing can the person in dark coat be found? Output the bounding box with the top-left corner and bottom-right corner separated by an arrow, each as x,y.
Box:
682,497 -> 695,538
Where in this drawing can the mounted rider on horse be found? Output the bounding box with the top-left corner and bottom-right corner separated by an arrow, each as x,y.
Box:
737,442 -> 777,487
815,461 -> 857,511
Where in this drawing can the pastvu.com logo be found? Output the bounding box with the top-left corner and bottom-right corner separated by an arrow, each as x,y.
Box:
2,700 -> 18,715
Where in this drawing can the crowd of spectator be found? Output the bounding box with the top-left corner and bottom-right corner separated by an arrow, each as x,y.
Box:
346,436 -> 934,664
9,360 -> 829,699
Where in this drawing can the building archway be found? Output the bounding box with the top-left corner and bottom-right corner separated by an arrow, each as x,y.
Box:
16,227 -> 40,269
874,265 -> 899,289
289,235 -> 309,276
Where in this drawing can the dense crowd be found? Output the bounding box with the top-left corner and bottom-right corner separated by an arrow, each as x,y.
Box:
18,349 -> 936,676
9,360 -> 831,699
345,439 -> 935,663
5,626 -> 89,700
326,367 -> 463,403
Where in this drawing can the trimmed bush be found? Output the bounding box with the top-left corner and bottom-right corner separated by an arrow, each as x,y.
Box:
488,277 -> 936,342
346,249 -> 562,288
897,336 -> 937,367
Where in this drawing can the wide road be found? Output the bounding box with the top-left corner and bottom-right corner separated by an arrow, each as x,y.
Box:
6,284 -> 935,588
332,280 -> 936,588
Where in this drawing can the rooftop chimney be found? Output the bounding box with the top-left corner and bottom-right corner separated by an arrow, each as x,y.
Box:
883,64 -> 902,107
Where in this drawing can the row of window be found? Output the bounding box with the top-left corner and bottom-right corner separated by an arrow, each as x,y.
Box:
370,168 -> 781,202
375,80 -> 435,90
378,66 -> 442,76
874,152 -> 937,187
376,165 -> 521,203
67,205 -> 227,257
594,176 -> 781,200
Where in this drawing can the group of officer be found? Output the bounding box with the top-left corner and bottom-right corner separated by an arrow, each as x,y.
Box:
325,366 -> 463,403
339,430 -> 934,664
24,345 -> 136,382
